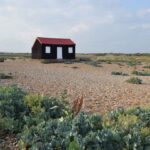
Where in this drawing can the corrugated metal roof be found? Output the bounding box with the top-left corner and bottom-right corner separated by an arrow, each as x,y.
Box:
37,37 -> 75,45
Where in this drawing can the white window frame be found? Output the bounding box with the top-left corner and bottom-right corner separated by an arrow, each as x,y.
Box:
45,46 -> 51,54
68,47 -> 73,53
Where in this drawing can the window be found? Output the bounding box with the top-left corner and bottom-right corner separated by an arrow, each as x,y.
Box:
68,47 -> 73,53
45,46 -> 51,53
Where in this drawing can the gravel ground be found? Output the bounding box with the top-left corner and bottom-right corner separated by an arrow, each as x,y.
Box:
0,59 -> 150,114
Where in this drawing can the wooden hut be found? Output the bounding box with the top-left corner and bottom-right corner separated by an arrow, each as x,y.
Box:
32,37 -> 76,59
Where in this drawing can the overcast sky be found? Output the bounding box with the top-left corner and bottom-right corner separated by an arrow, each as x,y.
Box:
0,0 -> 150,53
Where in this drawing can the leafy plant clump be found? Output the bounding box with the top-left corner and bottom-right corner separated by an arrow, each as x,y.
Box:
111,71 -> 128,76
0,73 -> 13,79
2,85 -> 150,149
0,57 -> 5,62
126,61 -> 141,66
127,77 -> 142,84
41,59 -> 51,64
85,61 -> 102,67
132,70 -> 150,76
143,65 -> 150,69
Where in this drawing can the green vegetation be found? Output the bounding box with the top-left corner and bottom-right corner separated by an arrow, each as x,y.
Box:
143,65 -> 150,69
1,85 -> 150,149
0,57 -> 5,62
1,52 -> 150,64
64,61 -> 74,64
127,77 -> 142,84
0,73 -> 13,79
111,71 -> 128,76
0,52 -> 31,59
77,53 -> 150,63
126,61 -> 141,66
85,61 -> 102,67
132,70 -> 150,76
41,59 -> 51,64
41,59 -> 75,64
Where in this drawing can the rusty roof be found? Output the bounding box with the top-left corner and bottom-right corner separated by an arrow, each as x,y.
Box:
37,37 -> 75,45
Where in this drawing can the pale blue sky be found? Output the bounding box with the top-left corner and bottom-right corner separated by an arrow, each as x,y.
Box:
0,0 -> 150,53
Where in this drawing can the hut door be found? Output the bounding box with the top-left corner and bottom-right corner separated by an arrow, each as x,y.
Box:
57,47 -> 63,59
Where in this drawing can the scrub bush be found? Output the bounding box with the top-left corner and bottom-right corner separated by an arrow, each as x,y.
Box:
0,57 -> 5,62
0,73 -> 13,79
85,61 -> 102,67
127,77 -> 142,84
132,70 -> 150,76
143,65 -> 150,69
111,71 -> 128,76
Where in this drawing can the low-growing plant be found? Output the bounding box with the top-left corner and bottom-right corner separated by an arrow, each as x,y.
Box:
126,61 -> 141,66
140,127 -> 150,137
78,57 -> 92,62
111,71 -> 128,76
0,73 -> 13,79
0,57 -> 5,62
127,77 -> 142,84
118,114 -> 138,129
132,70 -> 150,76
2,85 -> 150,149
60,89 -> 68,101
0,114 -> 5,132
24,94 -> 45,113
41,59 -> 51,64
106,60 -> 112,64
143,65 -> 150,69
0,85 -> 28,133
9,57 -> 16,60
85,61 -> 102,67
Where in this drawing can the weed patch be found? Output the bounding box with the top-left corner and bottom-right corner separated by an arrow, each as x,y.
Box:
0,58 -> 5,62
85,61 -> 102,67
0,73 -> 13,79
127,77 -> 142,84
132,70 -> 150,76
111,71 -> 128,76
143,65 -> 150,69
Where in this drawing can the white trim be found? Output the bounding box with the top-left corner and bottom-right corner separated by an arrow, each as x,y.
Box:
68,47 -> 73,53
45,46 -> 51,53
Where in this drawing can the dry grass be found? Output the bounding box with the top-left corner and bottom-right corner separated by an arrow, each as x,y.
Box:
77,53 -> 150,63
72,95 -> 84,116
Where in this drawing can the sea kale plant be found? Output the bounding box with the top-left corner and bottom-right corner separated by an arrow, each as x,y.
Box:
1,85 -> 150,150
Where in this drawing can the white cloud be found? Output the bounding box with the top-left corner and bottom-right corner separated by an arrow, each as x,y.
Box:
138,8 -> 150,17
130,24 -> 150,30
68,23 -> 90,34
0,0 -> 150,53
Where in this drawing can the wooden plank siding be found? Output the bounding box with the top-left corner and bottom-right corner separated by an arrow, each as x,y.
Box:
32,37 -> 76,59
